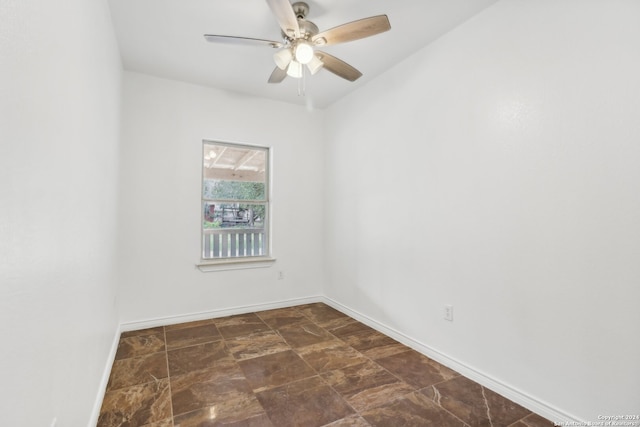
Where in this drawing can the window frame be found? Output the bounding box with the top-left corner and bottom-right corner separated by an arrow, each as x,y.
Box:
197,140 -> 275,271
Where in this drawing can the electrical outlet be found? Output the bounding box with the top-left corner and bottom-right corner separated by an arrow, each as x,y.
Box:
277,271 -> 285,280
444,305 -> 454,321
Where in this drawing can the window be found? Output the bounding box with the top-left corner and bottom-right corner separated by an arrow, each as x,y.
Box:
201,141 -> 270,261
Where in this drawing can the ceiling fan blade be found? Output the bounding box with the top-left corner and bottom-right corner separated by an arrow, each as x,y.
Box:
204,34 -> 282,48
265,0 -> 300,38
268,67 -> 287,84
316,52 -> 362,82
312,15 -> 390,46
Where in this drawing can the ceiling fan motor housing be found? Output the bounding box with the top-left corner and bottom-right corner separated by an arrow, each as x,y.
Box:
292,2 -> 309,19
281,2 -> 318,41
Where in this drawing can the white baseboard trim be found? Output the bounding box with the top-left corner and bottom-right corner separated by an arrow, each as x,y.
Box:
89,323 -> 122,427
119,295 -> 324,332
321,296 -> 583,425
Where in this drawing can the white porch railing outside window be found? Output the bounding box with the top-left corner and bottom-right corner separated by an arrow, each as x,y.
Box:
202,228 -> 265,259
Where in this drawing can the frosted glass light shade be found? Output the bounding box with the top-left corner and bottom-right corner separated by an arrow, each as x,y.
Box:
294,42 -> 314,64
307,55 -> 324,75
286,60 -> 303,78
273,48 -> 293,70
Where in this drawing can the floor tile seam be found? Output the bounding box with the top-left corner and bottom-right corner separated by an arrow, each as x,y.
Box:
163,327 -> 176,426
257,343 -> 358,415
506,412 -> 537,427
171,405 -> 273,426
416,383 -> 488,427
120,328 -> 166,339
294,342 -> 416,419
361,353 -> 479,424
245,369 -> 279,427
423,371 -> 464,390
223,329 -> 291,349
104,371 -> 174,395
229,347 -> 292,362
313,330 -> 421,398
293,342 -> 369,374
418,371 -> 534,427
324,326 -> 361,347
165,336 -> 225,352
323,322 -> 390,359
261,304 -> 351,335
105,368 -> 169,393
295,306 -> 331,327
290,344 -> 328,381
167,356 -> 243,384
358,386 -> 465,422
253,309 -> 293,326
401,387 -> 474,427
251,372 -> 323,395
319,379 -> 361,424
271,326 -> 294,348
306,316 -> 351,348
116,332 -> 167,350
271,322 -> 337,350
167,339 -> 242,384
112,349 -> 170,364
369,348 -> 464,390
290,333 -> 374,374
356,348 -> 421,394
223,331 -> 294,362
102,382 -> 150,399
165,324 -> 221,339
217,327 -> 274,341
329,330 -> 398,355
164,319 -> 218,332
319,417 -> 371,427
266,372 -> 362,424
339,379 -> 416,416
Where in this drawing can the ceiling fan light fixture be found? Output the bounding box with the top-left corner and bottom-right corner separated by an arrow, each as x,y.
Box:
204,1 -> 391,88
294,42 -> 314,64
273,48 -> 293,70
307,55 -> 323,75
286,60 -> 303,78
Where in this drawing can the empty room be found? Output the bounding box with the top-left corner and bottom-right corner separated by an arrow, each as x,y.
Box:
1,0 -> 639,426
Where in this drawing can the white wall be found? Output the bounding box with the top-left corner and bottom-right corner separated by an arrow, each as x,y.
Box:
117,72 -> 325,323
324,0 -> 640,422
0,0 -> 122,425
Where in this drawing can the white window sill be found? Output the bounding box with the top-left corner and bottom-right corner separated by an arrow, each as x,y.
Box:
196,257 -> 276,272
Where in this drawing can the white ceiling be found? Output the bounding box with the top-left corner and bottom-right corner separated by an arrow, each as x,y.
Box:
108,0 -> 498,109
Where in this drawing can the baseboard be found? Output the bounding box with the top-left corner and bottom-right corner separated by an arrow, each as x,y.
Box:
321,296 -> 583,425
88,323 -> 122,427
120,295 -> 324,332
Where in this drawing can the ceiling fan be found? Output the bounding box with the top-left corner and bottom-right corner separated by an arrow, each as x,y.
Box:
204,0 -> 391,84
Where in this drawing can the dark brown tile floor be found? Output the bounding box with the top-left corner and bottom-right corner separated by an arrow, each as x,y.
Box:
98,303 -> 554,427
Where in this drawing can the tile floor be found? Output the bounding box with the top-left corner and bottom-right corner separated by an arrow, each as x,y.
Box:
98,303 -> 554,427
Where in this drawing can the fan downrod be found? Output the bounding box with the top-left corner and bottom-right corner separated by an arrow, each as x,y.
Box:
292,2 -> 309,20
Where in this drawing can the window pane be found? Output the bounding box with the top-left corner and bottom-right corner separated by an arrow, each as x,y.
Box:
202,202 -> 267,259
203,143 -> 266,198
203,179 -> 265,201
203,202 -> 265,229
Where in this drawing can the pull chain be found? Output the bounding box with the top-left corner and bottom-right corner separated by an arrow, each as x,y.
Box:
297,66 -> 306,97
